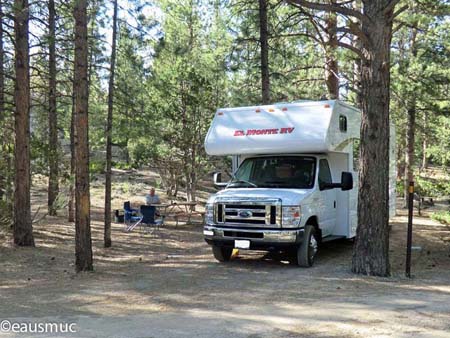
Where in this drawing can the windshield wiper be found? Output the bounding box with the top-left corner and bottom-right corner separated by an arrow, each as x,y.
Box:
261,181 -> 285,188
228,179 -> 258,188
263,181 -> 310,189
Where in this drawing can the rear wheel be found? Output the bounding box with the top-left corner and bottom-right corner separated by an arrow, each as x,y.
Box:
297,224 -> 318,267
212,245 -> 233,262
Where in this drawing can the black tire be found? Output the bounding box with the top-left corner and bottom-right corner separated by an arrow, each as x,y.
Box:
297,224 -> 318,267
212,245 -> 233,262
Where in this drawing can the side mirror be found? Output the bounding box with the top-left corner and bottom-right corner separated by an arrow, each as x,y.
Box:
213,172 -> 228,188
213,172 -> 222,184
341,172 -> 353,191
319,171 -> 353,191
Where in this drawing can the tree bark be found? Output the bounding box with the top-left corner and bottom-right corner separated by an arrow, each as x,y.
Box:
0,0 -> 5,201
104,0 -> 118,248
13,0 -> 34,246
258,0 -> 270,104
286,0 -> 398,276
421,112 -> 428,169
324,2 -> 339,99
68,94 -> 75,223
351,1 -> 396,277
73,0 -> 93,272
47,0 -> 59,216
352,1 -> 363,108
403,29 -> 417,203
404,100 -> 416,201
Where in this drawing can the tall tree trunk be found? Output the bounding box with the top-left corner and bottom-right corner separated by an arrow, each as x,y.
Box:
352,1 -> 363,108
73,0 -> 93,272
258,0 -> 270,104
403,29 -> 417,203
13,0 -> 34,246
104,0 -> 118,248
68,94 -> 75,222
324,2 -> 339,99
2,0 -> 12,220
396,126 -> 406,181
0,0 -> 5,201
404,100 -> 416,201
47,0 -> 59,216
421,112 -> 428,169
352,1 -> 396,277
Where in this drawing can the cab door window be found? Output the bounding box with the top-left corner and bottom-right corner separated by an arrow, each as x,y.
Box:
318,159 -> 332,190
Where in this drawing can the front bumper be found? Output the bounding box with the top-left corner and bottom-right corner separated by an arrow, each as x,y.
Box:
203,225 -> 304,250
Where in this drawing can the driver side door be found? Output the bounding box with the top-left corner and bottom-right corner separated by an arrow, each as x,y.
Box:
317,159 -> 337,236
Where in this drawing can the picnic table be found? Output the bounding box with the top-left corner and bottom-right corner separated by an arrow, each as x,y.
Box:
147,201 -> 204,226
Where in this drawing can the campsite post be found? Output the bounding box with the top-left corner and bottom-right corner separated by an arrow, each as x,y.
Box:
406,181 -> 414,278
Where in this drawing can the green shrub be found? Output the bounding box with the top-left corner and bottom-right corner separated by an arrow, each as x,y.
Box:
415,176 -> 450,197
0,200 -> 12,231
112,161 -> 133,170
396,180 -> 405,196
90,160 -> 105,174
431,211 -> 450,225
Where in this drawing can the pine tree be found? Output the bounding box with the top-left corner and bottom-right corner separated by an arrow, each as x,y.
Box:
47,0 -> 59,216
73,0 -> 93,272
13,0 -> 34,246
104,0 -> 118,248
288,0 -> 404,276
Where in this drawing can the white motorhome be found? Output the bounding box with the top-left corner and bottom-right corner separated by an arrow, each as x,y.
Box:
203,100 -> 395,267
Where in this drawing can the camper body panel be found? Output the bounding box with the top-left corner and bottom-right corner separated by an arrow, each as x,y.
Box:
204,100 -> 360,156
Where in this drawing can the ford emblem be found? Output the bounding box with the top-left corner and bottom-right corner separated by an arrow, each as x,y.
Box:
239,210 -> 253,218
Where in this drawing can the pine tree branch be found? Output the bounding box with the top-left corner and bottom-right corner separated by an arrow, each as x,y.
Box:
286,0 -> 371,26
384,0 -> 402,15
393,5 -> 408,19
337,41 -> 367,61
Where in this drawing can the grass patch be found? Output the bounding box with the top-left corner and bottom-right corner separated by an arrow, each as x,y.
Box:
431,211 -> 450,225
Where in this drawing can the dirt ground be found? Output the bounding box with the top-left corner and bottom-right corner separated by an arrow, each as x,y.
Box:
1,172 -> 450,338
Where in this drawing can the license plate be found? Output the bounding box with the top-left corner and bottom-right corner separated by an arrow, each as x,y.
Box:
235,240 -> 250,249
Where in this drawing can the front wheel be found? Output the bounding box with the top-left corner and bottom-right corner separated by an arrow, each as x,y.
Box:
212,245 -> 233,262
297,224 -> 318,267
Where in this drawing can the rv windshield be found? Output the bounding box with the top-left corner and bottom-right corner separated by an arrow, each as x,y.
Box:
228,156 -> 316,189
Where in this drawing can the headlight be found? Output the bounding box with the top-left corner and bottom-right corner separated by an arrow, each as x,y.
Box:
282,206 -> 301,228
204,203 -> 214,225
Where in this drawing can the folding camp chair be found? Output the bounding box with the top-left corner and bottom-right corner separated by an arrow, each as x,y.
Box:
124,201 -> 140,229
126,205 -> 164,234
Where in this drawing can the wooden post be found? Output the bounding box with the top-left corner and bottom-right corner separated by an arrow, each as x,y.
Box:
406,181 -> 414,278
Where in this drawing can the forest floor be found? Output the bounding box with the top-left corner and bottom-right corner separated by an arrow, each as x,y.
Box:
1,169 -> 450,338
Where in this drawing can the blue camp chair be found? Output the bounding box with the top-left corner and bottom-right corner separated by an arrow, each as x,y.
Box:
124,201 -> 139,226
126,205 -> 164,234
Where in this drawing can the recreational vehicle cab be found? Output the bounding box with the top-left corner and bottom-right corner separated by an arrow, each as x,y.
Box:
203,100 -> 395,267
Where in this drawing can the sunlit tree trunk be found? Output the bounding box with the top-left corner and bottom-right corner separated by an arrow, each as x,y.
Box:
0,0 -> 5,201
324,2 -> 339,99
403,29 -> 417,203
352,1 -> 396,276
13,0 -> 34,246
73,0 -> 93,272
68,95 -> 75,223
287,0 -> 400,276
104,0 -> 118,248
47,0 -> 59,216
421,112 -> 428,169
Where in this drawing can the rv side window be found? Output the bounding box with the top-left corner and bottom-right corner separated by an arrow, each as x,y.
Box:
339,115 -> 347,132
318,159 -> 332,190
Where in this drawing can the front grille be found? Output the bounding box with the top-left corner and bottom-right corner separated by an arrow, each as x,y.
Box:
214,198 -> 281,227
223,231 -> 264,239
